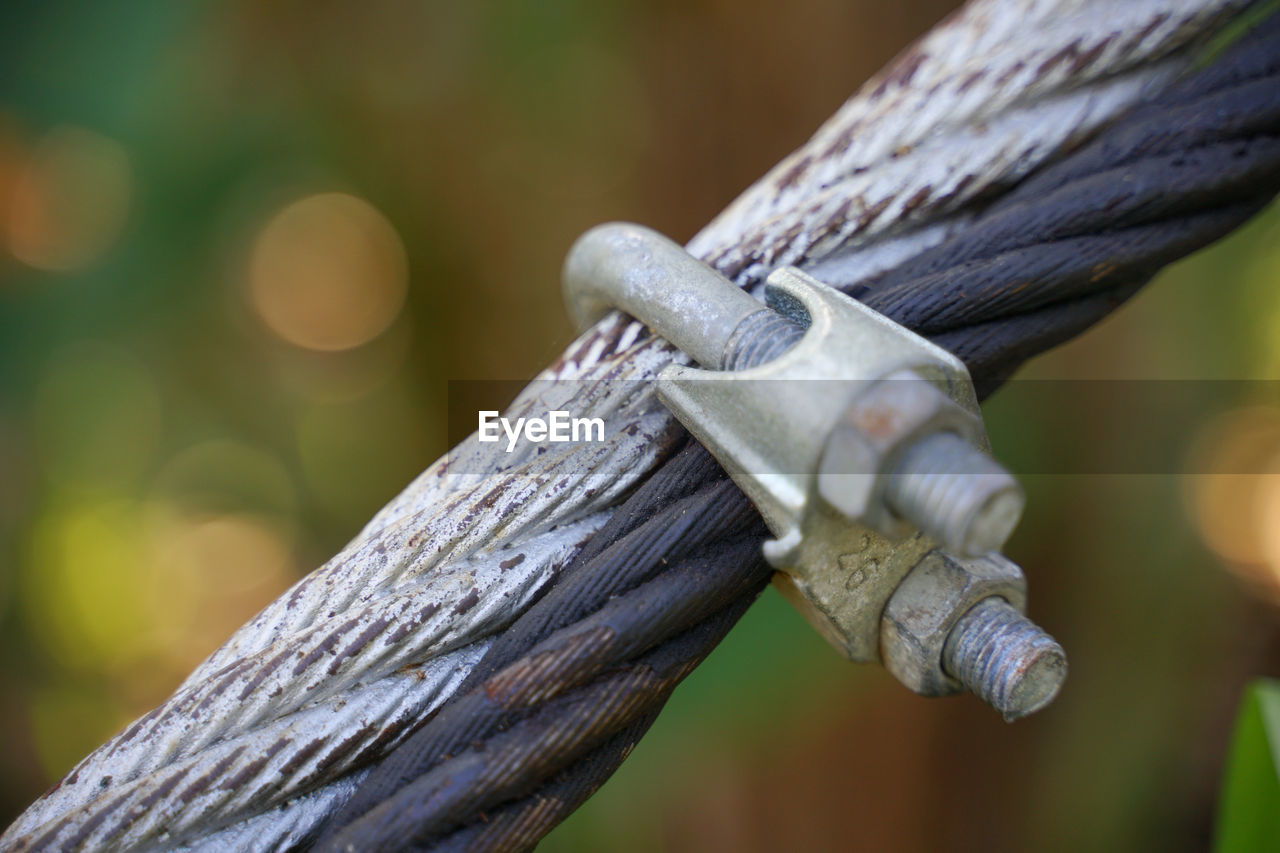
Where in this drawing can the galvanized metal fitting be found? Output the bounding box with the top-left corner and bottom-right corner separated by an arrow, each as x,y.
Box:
879,550 -> 1065,719
817,369 -> 1020,554
566,224 -> 1023,556
562,222 -> 1066,718
880,550 -> 1027,698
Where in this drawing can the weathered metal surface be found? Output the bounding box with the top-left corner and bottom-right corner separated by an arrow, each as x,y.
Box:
880,551 -> 1027,696
563,223 -> 763,370
2,368 -> 679,851
943,597 -> 1069,720
0,1 -> 1249,849
562,221 -> 1073,725
880,430 -> 1025,556
660,271 -> 978,530
691,0 -> 1253,286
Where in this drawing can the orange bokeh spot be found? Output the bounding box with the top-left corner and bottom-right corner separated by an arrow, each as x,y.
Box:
248,192 -> 408,351
6,126 -> 131,272
1185,406 -> 1280,603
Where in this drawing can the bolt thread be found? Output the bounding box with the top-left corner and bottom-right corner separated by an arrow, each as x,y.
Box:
942,597 -> 1066,721
721,309 -> 805,371
883,431 -> 1024,555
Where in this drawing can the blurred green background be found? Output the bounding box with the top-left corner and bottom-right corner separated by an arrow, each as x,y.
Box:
1,2 -> 1279,850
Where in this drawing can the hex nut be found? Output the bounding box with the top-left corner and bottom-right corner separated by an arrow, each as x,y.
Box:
817,370 -> 982,536
879,550 -> 1026,696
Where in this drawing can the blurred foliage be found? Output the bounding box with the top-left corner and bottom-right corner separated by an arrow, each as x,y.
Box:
1215,679 -> 1280,852
0,1 -> 1278,851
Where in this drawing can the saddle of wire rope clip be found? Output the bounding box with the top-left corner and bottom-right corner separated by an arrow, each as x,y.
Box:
563,222 -> 1067,720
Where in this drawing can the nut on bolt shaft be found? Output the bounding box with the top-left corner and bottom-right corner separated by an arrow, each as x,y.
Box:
722,286 -> 1024,557
879,551 -> 1065,720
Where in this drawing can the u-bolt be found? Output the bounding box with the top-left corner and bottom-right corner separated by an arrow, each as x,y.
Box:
564,221 -> 790,370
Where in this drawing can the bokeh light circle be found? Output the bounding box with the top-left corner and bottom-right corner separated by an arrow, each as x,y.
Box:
248,192 -> 408,351
1184,406 -> 1280,602
7,126 -> 132,272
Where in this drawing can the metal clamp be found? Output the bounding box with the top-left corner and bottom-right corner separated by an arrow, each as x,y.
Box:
564,222 -> 1065,719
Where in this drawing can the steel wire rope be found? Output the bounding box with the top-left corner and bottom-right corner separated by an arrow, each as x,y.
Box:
2,2 -> 1271,850
320,12 -> 1280,851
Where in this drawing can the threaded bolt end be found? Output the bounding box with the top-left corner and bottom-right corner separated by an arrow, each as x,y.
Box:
942,597 -> 1066,721
883,431 -> 1024,555
721,309 -> 805,371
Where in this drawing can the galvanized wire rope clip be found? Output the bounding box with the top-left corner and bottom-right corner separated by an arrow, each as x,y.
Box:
563,223 -> 1066,719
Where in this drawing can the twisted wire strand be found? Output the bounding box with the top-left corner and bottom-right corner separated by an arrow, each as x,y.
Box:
325,541 -> 769,850
349,600 -> 760,853
862,11 -> 1280,385
688,0 -> 1255,281
420,711 -> 663,853
320,443 -> 764,844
